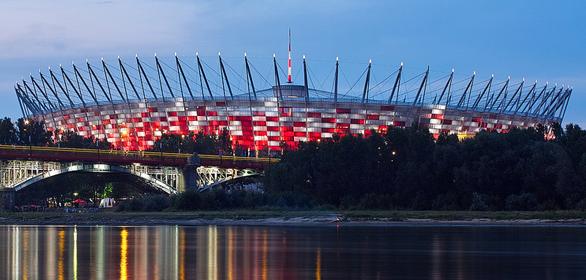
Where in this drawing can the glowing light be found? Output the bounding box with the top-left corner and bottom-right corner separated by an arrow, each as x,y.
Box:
119,228 -> 128,280
73,227 -> 78,280
315,248 -> 322,280
58,230 -> 65,280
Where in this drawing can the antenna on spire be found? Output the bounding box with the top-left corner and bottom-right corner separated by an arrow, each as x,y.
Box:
287,28 -> 292,84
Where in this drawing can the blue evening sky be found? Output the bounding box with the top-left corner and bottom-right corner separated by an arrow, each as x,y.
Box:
0,0 -> 584,125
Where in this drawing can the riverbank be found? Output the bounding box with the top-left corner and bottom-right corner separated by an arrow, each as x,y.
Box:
2,210 -> 586,226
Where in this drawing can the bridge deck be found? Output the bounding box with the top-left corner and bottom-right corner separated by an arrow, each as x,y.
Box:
0,145 -> 277,170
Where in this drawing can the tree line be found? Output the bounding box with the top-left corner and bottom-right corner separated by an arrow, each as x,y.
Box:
265,123 -> 586,211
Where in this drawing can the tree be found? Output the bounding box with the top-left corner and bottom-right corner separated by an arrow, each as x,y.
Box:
17,118 -> 51,146
0,117 -> 17,144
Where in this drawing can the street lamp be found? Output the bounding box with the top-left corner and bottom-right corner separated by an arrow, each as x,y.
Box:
180,134 -> 185,154
159,140 -> 163,163
96,138 -> 100,162
57,132 -> 63,148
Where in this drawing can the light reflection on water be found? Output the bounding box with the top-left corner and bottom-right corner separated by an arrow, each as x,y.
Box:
1,225 -> 586,279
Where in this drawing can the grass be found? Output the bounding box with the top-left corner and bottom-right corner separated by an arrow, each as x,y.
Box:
2,210 -> 586,225
339,210 -> 586,221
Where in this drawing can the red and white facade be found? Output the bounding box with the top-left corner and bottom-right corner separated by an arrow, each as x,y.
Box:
35,85 -> 548,152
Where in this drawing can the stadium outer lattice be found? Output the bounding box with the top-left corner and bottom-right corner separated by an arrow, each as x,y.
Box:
14,53 -> 572,153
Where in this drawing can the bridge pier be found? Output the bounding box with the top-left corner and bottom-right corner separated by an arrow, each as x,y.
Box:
179,154 -> 201,191
0,189 -> 15,211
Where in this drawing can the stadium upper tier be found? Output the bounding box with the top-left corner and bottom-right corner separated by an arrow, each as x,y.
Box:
14,54 -> 572,151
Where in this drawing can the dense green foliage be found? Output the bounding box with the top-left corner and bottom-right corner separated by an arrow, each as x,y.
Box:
150,129 -> 232,155
265,124 -> 586,211
0,117 -> 111,149
7,115 -> 586,212
116,190 -> 315,211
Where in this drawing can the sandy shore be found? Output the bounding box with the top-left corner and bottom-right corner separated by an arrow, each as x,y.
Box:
1,211 -> 586,226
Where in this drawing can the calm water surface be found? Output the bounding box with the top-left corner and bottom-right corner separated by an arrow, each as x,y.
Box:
1,224 -> 585,279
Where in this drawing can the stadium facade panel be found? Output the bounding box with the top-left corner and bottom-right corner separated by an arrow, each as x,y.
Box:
14,55 -> 571,152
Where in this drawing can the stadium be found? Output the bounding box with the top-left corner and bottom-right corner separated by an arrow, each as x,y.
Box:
13,50 -> 572,153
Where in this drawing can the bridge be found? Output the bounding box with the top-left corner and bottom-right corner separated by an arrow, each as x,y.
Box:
0,145 -> 278,209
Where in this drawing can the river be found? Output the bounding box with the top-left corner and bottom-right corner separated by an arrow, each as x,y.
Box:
0,224 -> 585,279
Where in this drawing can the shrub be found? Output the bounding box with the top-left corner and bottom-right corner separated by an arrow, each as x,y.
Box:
469,192 -> 489,211
505,193 -> 538,211
116,194 -> 170,212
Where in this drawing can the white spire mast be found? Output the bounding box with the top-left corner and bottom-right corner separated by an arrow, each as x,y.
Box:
287,28 -> 292,83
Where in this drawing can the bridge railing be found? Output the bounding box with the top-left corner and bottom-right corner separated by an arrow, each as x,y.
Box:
0,145 -> 278,169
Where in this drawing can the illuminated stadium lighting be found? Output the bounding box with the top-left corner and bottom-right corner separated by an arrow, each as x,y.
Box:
13,51 -> 572,152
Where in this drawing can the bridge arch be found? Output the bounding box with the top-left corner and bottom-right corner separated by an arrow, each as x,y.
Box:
12,164 -> 177,194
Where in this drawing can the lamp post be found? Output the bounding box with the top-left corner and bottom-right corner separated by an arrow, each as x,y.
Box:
96,138 -> 100,162
57,133 -> 62,148
179,134 -> 185,154
159,141 -> 163,163
23,119 -> 31,157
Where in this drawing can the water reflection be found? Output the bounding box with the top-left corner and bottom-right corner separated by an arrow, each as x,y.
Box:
1,225 -> 586,279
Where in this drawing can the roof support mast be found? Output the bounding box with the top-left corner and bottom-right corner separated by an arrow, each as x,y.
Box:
273,54 -> 283,100
413,67 -> 429,105
457,72 -> 475,109
118,57 -> 141,100
560,89 -> 572,123
334,57 -> 339,105
513,81 -> 536,114
472,74 -> 492,110
303,55 -> 309,103
487,77 -> 510,111
101,59 -> 126,102
244,53 -> 257,99
61,65 -> 86,107
86,61 -> 113,103
196,53 -> 214,100
176,54 -> 194,100
523,82 -> 549,116
436,68 -> 453,105
23,81 -> 49,112
31,76 -> 57,110
502,79 -> 524,113
361,60 -> 372,103
155,54 -> 175,99
219,54 -> 234,100
136,56 -> 157,100
49,68 -> 75,108
389,63 -> 402,104
40,72 -> 65,109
